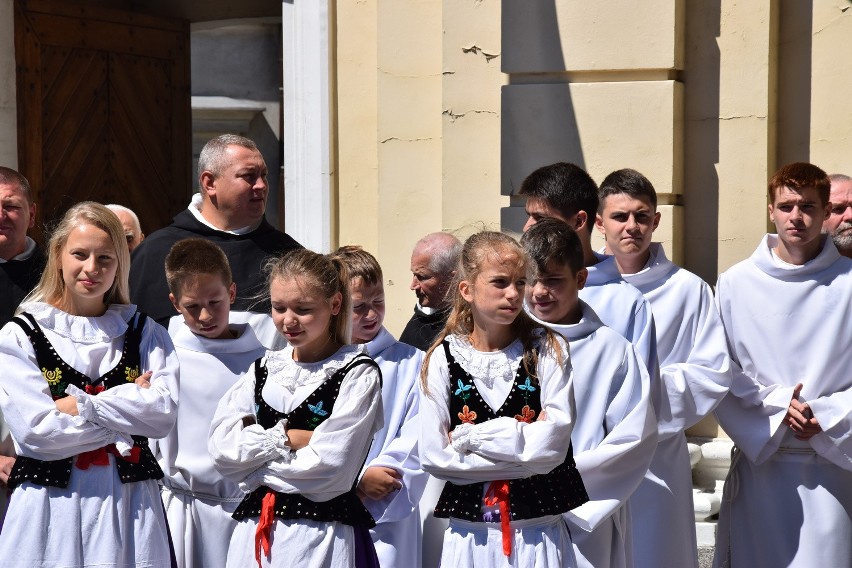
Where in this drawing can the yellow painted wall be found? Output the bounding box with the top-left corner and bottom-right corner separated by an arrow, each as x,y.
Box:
333,1 -> 852,339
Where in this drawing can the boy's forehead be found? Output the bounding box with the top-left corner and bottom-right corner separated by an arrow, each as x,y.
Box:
773,184 -> 823,205
180,272 -> 231,295
539,259 -> 576,277
526,198 -> 571,222
601,192 -> 655,212
350,276 -> 384,293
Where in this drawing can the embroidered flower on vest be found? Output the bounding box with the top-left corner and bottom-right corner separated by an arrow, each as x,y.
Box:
518,377 -> 536,404
124,366 -> 140,382
458,404 -> 478,424
454,379 -> 473,401
514,405 -> 536,423
42,367 -> 62,385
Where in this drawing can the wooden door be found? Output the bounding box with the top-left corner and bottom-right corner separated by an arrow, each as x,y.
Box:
15,0 -> 191,244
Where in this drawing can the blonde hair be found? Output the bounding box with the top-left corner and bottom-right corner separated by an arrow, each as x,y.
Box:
21,201 -> 131,312
265,249 -> 352,345
420,231 -> 564,392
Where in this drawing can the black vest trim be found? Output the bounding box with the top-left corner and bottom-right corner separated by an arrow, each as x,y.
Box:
232,352 -> 379,528
434,340 -> 589,522
7,311 -> 164,490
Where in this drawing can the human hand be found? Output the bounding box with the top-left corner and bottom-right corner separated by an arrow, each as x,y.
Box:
55,396 -> 79,416
537,409 -> 548,422
286,429 -> 313,451
357,466 -> 402,501
134,371 -> 153,389
785,383 -> 822,440
0,455 -> 15,485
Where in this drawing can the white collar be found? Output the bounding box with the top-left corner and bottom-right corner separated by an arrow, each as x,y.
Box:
187,193 -> 261,235
18,302 -> 138,344
447,334 -> 523,389
0,237 -> 38,263
265,343 -> 365,393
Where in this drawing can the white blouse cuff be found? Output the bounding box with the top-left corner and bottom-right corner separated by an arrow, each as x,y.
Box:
264,420 -> 293,460
65,384 -> 98,423
450,422 -> 477,453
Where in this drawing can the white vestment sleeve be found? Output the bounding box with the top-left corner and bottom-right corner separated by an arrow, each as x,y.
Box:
566,344 -> 657,532
362,372 -> 427,523
655,283 -> 732,438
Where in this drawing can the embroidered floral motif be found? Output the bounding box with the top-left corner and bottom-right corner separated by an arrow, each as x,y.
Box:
454,379 -> 473,401
42,367 -> 62,386
518,377 -> 536,404
308,401 -> 328,417
458,405 -> 477,424
125,366 -> 140,382
307,400 -> 329,430
514,405 -> 536,423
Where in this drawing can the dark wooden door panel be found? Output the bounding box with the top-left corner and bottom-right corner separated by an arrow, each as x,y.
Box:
15,0 -> 190,243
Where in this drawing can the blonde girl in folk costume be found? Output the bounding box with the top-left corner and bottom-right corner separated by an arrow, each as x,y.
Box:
419,231 -> 588,568
0,202 -> 179,567
208,249 -> 384,568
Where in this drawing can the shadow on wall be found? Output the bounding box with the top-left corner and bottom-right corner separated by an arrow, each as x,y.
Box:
683,1 -> 721,285
776,1 -> 813,167
500,0 -> 585,234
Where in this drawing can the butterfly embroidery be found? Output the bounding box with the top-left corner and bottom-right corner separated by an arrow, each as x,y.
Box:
308,401 -> 329,417
454,379 -> 473,401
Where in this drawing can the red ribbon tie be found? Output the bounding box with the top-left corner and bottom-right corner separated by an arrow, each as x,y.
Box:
255,490 -> 277,568
484,480 -> 512,557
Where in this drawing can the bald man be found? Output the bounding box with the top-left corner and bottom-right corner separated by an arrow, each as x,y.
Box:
106,204 -> 145,252
399,232 -> 461,351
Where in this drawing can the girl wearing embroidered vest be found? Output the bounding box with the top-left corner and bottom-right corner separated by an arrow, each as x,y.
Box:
419,231 -> 588,568
208,249 -> 383,568
0,202 -> 179,567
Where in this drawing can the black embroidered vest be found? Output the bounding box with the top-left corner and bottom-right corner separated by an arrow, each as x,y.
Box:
434,340 -> 589,521
232,352 -> 379,528
7,311 -> 164,490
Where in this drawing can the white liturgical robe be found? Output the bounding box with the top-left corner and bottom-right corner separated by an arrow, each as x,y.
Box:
155,318 -> 267,568
621,243 -> 732,568
713,235 -> 852,568
535,303 -> 657,568
361,327 -> 429,568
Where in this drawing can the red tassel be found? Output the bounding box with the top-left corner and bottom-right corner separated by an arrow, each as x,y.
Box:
255,491 -> 277,568
484,480 -> 512,557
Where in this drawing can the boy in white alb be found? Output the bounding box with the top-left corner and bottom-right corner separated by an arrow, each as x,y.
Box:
332,246 -> 429,567
519,162 -> 657,375
152,238 -> 267,568
595,169 -> 732,568
520,219 -> 658,568
712,162 -> 852,568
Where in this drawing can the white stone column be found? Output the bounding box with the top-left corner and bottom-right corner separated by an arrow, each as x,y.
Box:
0,0 -> 18,167
282,0 -> 333,252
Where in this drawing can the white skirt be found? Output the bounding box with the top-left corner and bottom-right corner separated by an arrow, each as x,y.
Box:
440,515 -> 577,568
0,457 -> 170,567
226,517 -> 354,568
